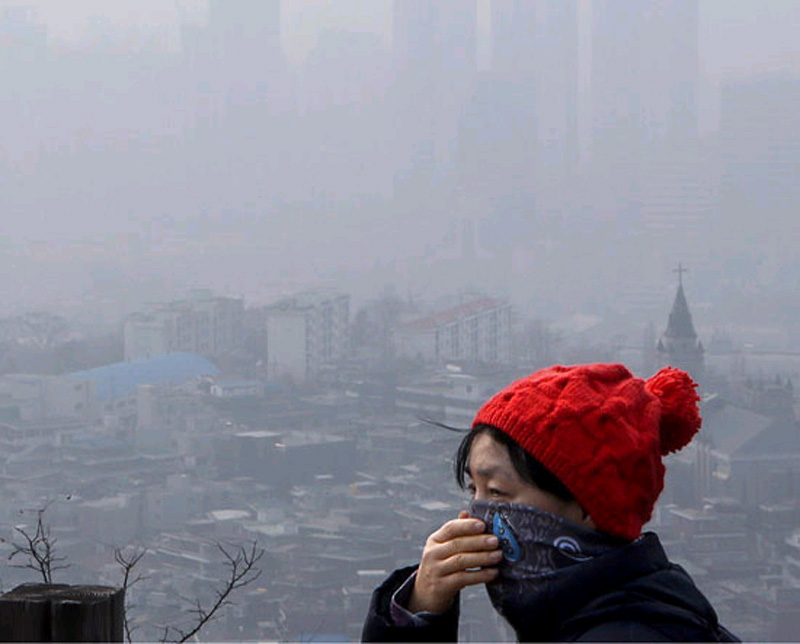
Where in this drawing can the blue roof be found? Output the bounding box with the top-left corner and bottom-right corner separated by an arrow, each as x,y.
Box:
71,353 -> 220,402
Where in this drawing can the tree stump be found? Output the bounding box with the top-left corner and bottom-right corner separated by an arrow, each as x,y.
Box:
0,584 -> 124,642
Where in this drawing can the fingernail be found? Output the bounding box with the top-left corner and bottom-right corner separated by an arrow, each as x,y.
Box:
486,535 -> 498,547
472,521 -> 486,532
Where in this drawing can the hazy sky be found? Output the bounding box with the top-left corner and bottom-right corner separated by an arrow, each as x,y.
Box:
23,0 -> 800,72
28,0 -> 204,32
4,0 -> 800,321
27,0 -> 392,63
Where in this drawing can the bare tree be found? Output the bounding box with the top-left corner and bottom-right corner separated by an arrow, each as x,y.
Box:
2,505 -> 263,642
162,541 -> 264,643
2,504 -> 69,584
115,547 -> 148,644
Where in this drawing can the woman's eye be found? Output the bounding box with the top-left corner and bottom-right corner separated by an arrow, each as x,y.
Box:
489,488 -> 506,498
466,485 -> 476,497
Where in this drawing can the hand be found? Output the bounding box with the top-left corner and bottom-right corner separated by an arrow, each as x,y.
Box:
409,510 -> 502,614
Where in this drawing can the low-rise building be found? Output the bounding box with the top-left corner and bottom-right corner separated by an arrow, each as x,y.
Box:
216,429 -> 358,488
0,416 -> 85,453
393,297 -> 512,365
72,352 -> 219,425
210,380 -> 263,399
0,374 -> 94,421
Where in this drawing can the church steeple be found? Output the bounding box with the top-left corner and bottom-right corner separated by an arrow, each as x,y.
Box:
665,273 -> 698,341
657,264 -> 704,381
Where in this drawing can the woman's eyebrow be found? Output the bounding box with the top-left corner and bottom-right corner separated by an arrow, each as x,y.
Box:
468,465 -> 504,479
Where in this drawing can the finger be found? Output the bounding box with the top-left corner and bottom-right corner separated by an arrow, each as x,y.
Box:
416,565 -> 499,605
458,510 -> 470,520
430,517 -> 486,544
446,566 -> 499,590
431,533 -> 500,561
437,549 -> 504,576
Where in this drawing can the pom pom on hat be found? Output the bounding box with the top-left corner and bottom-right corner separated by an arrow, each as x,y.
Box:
645,367 -> 702,456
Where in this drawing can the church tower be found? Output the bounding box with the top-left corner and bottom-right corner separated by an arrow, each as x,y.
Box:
657,264 -> 704,381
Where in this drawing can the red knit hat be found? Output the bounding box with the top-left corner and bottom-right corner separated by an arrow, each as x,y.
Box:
472,363 -> 701,541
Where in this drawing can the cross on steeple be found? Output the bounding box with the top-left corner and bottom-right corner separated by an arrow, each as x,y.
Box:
673,263 -> 688,287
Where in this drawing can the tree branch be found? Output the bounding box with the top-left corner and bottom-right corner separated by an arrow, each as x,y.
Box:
2,503 -> 68,584
115,546 -> 148,644
162,540 -> 264,643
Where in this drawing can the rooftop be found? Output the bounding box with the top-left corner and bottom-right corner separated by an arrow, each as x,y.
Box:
71,353 -> 220,402
268,289 -> 348,311
235,430 -> 282,439
208,509 -> 251,522
703,403 -> 773,455
399,297 -> 507,331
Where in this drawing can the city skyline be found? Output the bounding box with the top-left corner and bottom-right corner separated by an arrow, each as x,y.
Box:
17,0 -> 800,74
2,0 -> 799,328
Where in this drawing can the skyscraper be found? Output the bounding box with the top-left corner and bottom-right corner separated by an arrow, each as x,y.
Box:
590,0 -> 699,143
488,1 -> 580,218
392,1 -> 478,182
590,0 -> 700,223
215,0 -> 281,79
488,0 -> 538,196
184,0 -> 290,130
491,0 -> 537,81
639,0 -> 699,142
717,72 -> 800,275
531,1 -> 580,219
0,5 -> 47,65
207,0 -> 281,64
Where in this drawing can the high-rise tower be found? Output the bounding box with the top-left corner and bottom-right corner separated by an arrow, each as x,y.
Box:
590,1 -> 700,224
207,0 -> 281,63
393,1 -> 478,180
0,6 -> 47,64
591,0 -> 698,143
488,1 -> 580,215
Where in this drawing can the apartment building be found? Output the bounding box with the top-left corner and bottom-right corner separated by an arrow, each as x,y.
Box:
264,290 -> 350,383
124,293 -> 243,361
394,297 -> 512,365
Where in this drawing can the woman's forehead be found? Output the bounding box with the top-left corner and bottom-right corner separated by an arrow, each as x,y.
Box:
468,432 -> 516,478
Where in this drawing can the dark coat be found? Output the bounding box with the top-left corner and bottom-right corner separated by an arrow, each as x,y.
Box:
362,532 -> 738,642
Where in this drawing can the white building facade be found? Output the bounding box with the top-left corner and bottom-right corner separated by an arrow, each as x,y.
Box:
0,373 -> 94,421
265,290 -> 350,383
124,293 -> 244,361
394,297 -> 512,365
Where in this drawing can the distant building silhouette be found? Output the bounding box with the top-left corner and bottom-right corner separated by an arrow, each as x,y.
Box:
392,1 -> 477,183
206,0 -> 281,72
0,5 -> 47,65
264,290 -> 350,384
393,296 -> 511,366
124,293 -> 244,362
489,0 -> 579,209
641,321 -> 657,377
718,71 -> 800,270
657,264 -> 704,381
590,0 -> 700,225
591,0 -> 698,144
183,0 -> 285,112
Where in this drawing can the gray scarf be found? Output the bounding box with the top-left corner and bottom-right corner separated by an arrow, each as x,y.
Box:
469,500 -> 623,632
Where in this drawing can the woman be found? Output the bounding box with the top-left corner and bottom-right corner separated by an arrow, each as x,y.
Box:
362,363 -> 737,642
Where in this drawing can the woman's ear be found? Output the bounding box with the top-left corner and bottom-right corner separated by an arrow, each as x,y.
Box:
580,508 -> 596,530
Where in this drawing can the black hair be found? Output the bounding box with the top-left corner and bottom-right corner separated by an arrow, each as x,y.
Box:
454,424 -> 574,502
